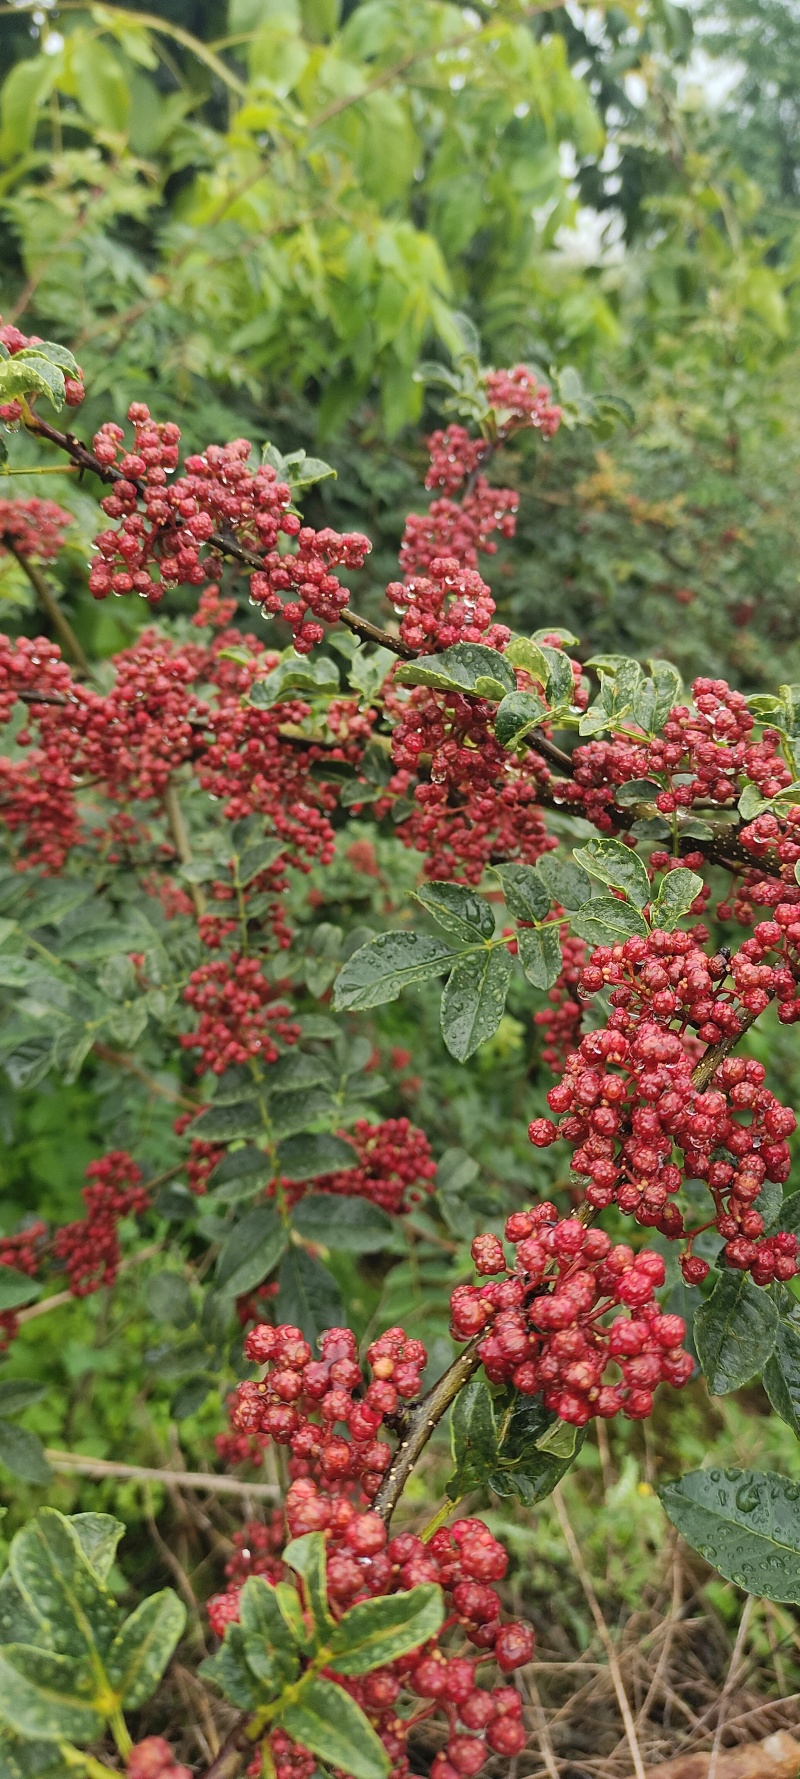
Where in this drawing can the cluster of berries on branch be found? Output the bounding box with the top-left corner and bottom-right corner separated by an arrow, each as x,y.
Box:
0,497 -> 71,560
452,1204 -> 693,1425
211,1321 -> 534,1779
528,933 -> 800,1284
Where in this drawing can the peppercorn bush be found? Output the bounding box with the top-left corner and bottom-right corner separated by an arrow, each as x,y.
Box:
1,321 -> 800,1779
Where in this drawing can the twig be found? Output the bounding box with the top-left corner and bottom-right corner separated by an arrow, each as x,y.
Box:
524,1670 -> 562,1779
164,779 -> 206,917
708,1598 -> 755,1779
6,543 -> 92,676
17,1236 -> 167,1324
553,1485 -> 647,1779
637,1542 -> 684,1727
92,1042 -> 199,1110
198,1720 -> 250,1779
44,1451 -> 280,1498
373,1335 -> 482,1523
142,1479 -> 205,1631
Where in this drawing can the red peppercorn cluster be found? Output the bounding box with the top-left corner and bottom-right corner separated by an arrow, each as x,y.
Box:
529,958 -> 799,1281
191,582 -> 238,628
451,1205 -> 692,1424
88,405 -> 371,649
53,1152 -> 149,1296
216,1319 -> 535,1779
127,1736 -> 191,1779
172,1114 -> 224,1196
206,1512 -> 286,1633
312,1118 -> 437,1215
483,365 -> 562,437
180,953 -> 300,1075
559,678 -> 793,837
0,317 -> 84,423
217,1511 -> 531,1779
387,559 -> 511,653
0,1219 -> 47,1347
0,497 -> 72,560
229,1323 -> 425,1500
249,523 -> 371,655
399,485 -> 518,579
425,426 -> 487,496
385,687 -> 555,884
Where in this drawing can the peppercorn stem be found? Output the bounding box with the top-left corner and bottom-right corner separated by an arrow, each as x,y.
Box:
373,1335 -> 482,1525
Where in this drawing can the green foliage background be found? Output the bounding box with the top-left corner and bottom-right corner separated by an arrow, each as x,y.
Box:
1,0 -> 800,1747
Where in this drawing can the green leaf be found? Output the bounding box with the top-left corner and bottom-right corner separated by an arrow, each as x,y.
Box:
333,932 -> 455,1011
0,1571 -> 41,1648
517,925 -> 563,990
0,1422 -> 51,1486
739,783 -> 770,820
492,863 -> 550,923
569,898 -> 649,946
574,838 -> 651,909
0,1722 -> 64,1778
268,1052 -> 334,1094
648,659 -> 683,731
144,1272 -> 195,1329
660,1468 -> 800,1602
494,690 -> 548,748
291,1195 -> 393,1252
239,1576 -> 296,1654
215,1206 -> 287,1295
249,655 -> 340,708
0,357 -> 65,412
504,636 -> 550,685
106,1591 -> 186,1708
0,1380 -> 44,1417
413,882 -> 495,943
189,1099 -> 263,1142
276,1248 -> 343,1344
448,1377 -> 499,1496
614,778 -> 663,807
650,869 -> 704,930
276,1132 -> 357,1180
236,839 -> 286,885
762,1290 -> 800,1434
694,1272 -> 778,1394
9,1509 -> 119,1661
0,1646 -> 104,1743
280,1676 -> 390,1779
394,643 -> 516,700
270,1089 -> 336,1143
200,1627 -> 265,1711
282,1533 -> 333,1638
69,1517 -> 123,1586
538,646 -> 575,709
486,1395 -> 584,1504
440,947 -> 513,1062
328,1585 -> 444,1675
535,855 -> 592,910
71,36 -> 130,133
207,1147 -> 275,1202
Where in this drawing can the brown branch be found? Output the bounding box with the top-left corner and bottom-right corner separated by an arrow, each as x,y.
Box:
198,1721 -> 251,1779
22,415 -> 413,659
92,1043 -> 200,1110
44,1450 -> 280,1497
373,1335 -> 482,1525
6,543 -> 92,676
690,1004 -> 765,1093
164,779 -> 206,917
17,1236 -> 168,1324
